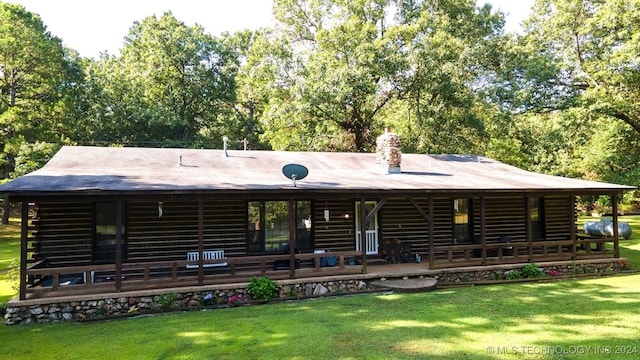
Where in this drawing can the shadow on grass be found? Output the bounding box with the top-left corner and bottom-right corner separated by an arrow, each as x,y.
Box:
1,277 -> 638,359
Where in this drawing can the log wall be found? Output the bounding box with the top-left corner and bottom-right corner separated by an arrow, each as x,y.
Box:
30,194 -> 575,267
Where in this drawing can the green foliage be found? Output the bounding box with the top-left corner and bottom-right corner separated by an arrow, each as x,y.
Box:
11,142 -> 60,178
0,3 -> 75,179
505,269 -> 522,280
154,293 -> 180,309
247,276 -> 277,302
200,292 -> 217,306
2,0 -> 640,194
2,275 -> 640,358
521,263 -> 545,278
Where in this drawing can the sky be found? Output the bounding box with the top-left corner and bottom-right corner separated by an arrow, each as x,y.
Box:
6,0 -> 534,59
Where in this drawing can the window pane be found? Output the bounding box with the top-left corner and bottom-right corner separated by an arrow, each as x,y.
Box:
453,198 -> 470,243
296,201 -> 312,250
94,202 -> 125,263
265,201 -> 289,252
248,201 -> 263,252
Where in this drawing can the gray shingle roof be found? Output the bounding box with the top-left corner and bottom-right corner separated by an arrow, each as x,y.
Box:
0,146 -> 633,194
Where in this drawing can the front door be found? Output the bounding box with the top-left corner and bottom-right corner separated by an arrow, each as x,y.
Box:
355,201 -> 379,255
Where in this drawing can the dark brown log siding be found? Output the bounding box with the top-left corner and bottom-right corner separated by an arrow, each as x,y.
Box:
203,200 -> 246,256
380,198 -> 430,255
127,201 -> 199,261
544,195 -> 573,240
482,197 -> 526,242
31,195 -> 575,266
127,200 -> 247,261
313,199 -> 354,251
32,202 -> 93,267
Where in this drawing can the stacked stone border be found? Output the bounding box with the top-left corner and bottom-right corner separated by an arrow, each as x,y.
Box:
5,258 -> 628,325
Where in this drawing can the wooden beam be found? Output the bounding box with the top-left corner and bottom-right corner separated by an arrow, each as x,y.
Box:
408,198 -> 429,222
289,198 -> 296,279
19,201 -> 28,300
198,199 -> 204,285
612,193 -> 620,258
480,196 -> 487,264
525,196 -> 533,262
115,200 -> 123,293
360,197 -> 367,273
428,197 -> 435,270
570,195 -> 577,259
364,198 -> 387,225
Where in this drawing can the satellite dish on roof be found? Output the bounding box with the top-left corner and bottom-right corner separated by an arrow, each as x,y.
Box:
282,163 -> 308,187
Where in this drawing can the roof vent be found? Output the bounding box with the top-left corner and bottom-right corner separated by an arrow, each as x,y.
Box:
376,128 -> 401,174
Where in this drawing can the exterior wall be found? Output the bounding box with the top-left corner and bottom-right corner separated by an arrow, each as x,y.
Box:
31,195 -> 576,268
5,279 -> 369,325
380,198 -> 430,254
544,195 -> 573,241
313,199 -> 355,251
32,202 -> 93,267
127,200 -> 247,261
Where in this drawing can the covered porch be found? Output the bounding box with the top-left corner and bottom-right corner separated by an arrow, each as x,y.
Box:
16,192 -> 623,300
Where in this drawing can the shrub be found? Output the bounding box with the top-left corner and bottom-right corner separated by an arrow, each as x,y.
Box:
505,270 -> 522,280
156,293 -> 180,309
522,264 -> 545,278
247,276 -> 278,302
200,292 -> 217,306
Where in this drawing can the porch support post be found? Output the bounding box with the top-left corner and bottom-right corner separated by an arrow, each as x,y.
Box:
525,196 -> 533,262
480,196 -> 487,264
570,195 -> 577,259
115,200 -> 123,293
360,197 -> 367,273
612,193 -> 620,258
198,199 -> 204,285
428,197 -> 435,270
364,198 -> 387,225
19,200 -> 28,300
288,198 -> 296,279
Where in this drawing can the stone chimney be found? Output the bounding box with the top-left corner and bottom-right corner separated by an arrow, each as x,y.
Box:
375,128 -> 401,174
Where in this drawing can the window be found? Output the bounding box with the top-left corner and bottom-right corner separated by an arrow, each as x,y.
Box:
94,202 -> 126,263
247,201 -> 313,254
453,198 -> 472,244
530,197 -> 545,240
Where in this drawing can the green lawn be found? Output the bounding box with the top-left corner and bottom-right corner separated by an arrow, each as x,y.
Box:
0,216 -> 639,359
0,217 -> 20,305
0,274 -> 638,359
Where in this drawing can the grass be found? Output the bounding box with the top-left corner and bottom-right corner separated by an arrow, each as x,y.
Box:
0,217 -> 20,305
0,274 -> 638,359
0,216 -> 639,359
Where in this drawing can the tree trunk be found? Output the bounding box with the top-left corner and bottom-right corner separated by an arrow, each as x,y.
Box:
1,197 -> 9,225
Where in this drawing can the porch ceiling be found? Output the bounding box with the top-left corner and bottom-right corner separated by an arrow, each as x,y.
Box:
0,146 -> 634,195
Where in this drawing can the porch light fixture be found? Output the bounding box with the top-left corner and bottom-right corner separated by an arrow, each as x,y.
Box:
158,202 -> 163,218
324,209 -> 330,222
344,213 -> 350,219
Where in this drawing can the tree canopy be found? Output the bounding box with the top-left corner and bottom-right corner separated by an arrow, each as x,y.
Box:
1,0 -> 639,200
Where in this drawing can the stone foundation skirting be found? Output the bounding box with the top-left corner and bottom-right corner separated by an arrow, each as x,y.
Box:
4,258 -> 629,325
4,279 -> 368,325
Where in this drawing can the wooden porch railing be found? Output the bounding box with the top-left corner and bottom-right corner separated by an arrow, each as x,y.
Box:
431,237 -> 615,268
24,251 -> 363,298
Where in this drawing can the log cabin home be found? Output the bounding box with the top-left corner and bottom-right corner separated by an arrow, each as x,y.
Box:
0,132 -> 634,301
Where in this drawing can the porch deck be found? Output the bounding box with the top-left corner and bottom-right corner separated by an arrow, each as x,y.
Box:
20,235 -> 617,301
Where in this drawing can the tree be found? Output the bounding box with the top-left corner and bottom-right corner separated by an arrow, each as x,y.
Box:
383,0 -> 505,154
517,0 -> 640,137
80,12 -> 239,147
263,0 -> 406,151
0,2 -> 72,223
261,0 -> 505,152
